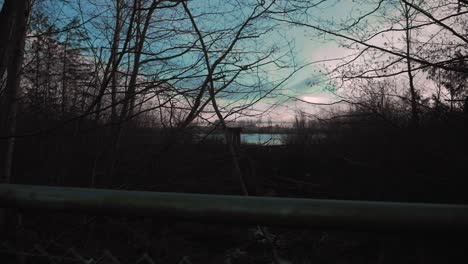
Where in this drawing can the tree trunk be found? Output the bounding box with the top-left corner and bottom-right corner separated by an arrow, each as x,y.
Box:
0,0 -> 18,79
464,96 -> 468,131
0,3 -> 30,261
404,2 -> 419,128
110,0 -> 123,126
105,0 -> 157,185
0,0 -> 30,183
62,33 -> 69,118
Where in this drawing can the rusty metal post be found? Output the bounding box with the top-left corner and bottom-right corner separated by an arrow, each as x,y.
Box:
1,184 -> 468,231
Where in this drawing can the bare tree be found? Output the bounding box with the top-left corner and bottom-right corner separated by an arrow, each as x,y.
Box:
403,0 -> 420,127
0,0 -> 31,183
270,0 -> 467,125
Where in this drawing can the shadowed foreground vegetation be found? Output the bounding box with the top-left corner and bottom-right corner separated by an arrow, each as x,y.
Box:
2,103 -> 467,263
8,103 -> 468,203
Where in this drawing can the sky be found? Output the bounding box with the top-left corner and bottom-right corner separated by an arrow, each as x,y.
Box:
239,0 -> 380,121
10,0 -> 395,123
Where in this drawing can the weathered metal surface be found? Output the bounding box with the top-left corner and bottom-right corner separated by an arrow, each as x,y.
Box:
1,184 -> 468,231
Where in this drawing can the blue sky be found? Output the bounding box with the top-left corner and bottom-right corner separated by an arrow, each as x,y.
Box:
12,0 -> 388,121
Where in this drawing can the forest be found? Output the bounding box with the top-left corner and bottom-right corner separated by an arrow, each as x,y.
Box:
0,0 -> 468,263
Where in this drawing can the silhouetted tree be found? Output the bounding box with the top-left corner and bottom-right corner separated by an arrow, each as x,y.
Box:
0,0 -> 31,182
271,0 -> 468,126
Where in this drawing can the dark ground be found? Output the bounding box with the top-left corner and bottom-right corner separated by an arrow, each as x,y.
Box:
2,123 -> 468,263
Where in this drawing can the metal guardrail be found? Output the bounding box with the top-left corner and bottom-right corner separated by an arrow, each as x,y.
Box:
1,184 -> 468,231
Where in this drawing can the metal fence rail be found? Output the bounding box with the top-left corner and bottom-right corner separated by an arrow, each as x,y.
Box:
1,184 -> 468,231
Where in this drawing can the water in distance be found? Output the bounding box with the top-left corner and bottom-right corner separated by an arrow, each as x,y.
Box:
201,133 -> 285,145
